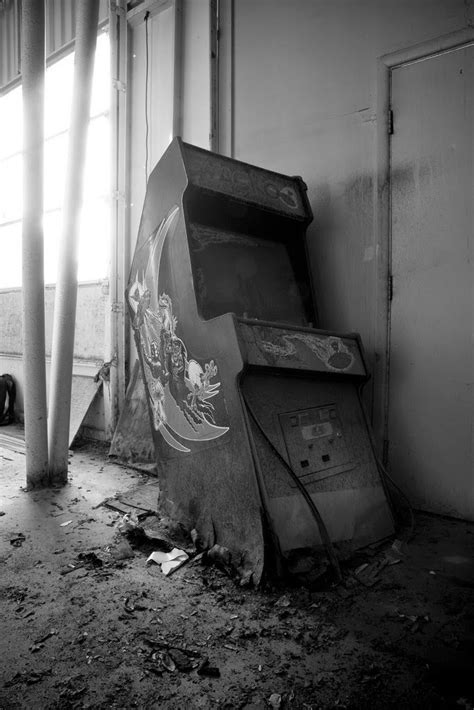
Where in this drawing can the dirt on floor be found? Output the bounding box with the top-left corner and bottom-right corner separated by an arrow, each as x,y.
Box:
0,441 -> 473,710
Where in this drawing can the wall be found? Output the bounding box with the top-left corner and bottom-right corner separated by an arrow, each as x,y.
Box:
223,0 -> 474,397
0,282 -> 107,416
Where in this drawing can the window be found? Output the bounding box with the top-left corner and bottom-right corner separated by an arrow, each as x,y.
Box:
0,31 -> 110,289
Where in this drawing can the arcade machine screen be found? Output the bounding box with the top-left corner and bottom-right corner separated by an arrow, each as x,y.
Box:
186,187 -> 315,327
189,222 -> 312,327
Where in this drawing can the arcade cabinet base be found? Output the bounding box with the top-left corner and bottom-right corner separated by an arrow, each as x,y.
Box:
241,371 -> 394,563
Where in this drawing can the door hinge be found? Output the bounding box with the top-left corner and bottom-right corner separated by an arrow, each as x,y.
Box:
388,274 -> 394,301
388,108 -> 394,135
382,439 -> 389,467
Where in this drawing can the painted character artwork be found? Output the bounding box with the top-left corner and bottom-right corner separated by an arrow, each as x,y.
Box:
128,206 -> 229,453
261,333 -> 355,372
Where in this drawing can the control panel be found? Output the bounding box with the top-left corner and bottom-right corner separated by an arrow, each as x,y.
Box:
237,322 -> 367,377
279,404 -> 356,484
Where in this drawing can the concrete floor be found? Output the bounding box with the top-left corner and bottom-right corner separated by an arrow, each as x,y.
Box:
0,437 -> 473,709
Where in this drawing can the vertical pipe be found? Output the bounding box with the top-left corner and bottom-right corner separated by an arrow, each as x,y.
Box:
215,0 -> 233,157
172,0 -> 183,138
118,1 -> 130,405
105,1 -> 119,440
209,0 -> 219,152
22,0 -> 49,488
106,0 -> 128,441
48,0 -> 99,481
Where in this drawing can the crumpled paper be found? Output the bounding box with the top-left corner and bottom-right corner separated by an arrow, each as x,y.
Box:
146,547 -> 189,575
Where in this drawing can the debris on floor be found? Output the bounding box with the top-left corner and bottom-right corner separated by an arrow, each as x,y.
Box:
353,559 -> 388,587
101,479 -> 161,520
146,548 -> 189,575
1,444 -> 473,709
197,658 -> 221,678
268,692 -> 282,708
111,539 -> 135,560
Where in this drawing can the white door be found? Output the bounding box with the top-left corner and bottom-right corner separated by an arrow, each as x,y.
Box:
388,45 -> 474,519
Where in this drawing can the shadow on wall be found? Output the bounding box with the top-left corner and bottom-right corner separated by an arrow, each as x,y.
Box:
305,161 -> 423,341
305,173 -> 375,333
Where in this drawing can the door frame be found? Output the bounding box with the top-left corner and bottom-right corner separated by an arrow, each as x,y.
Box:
372,27 -> 474,462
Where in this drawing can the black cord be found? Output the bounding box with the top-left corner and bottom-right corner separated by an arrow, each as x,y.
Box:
238,388 -> 285,578
144,11 -> 150,182
241,390 -> 342,583
357,383 -> 415,541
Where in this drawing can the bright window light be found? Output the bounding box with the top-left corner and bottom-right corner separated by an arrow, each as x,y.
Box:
0,31 -> 110,289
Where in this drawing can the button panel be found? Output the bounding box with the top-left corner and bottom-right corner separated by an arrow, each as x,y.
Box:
279,404 -> 355,483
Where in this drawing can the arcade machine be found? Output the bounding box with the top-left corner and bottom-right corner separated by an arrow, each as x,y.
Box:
126,138 -> 394,584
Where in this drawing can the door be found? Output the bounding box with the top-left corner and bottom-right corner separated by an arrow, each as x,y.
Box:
388,45 -> 474,519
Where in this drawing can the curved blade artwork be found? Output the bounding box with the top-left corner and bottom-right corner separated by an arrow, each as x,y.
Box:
128,206 -> 229,453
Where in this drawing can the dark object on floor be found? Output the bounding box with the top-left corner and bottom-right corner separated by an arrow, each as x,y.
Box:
77,551 -> 104,568
10,533 -> 25,547
197,658 -> 220,678
0,373 -> 16,426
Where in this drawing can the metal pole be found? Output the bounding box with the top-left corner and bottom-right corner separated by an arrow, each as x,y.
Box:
21,0 -> 49,488
106,0 -> 128,441
172,0 -> 183,138
48,0 -> 100,481
209,0 -> 219,152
